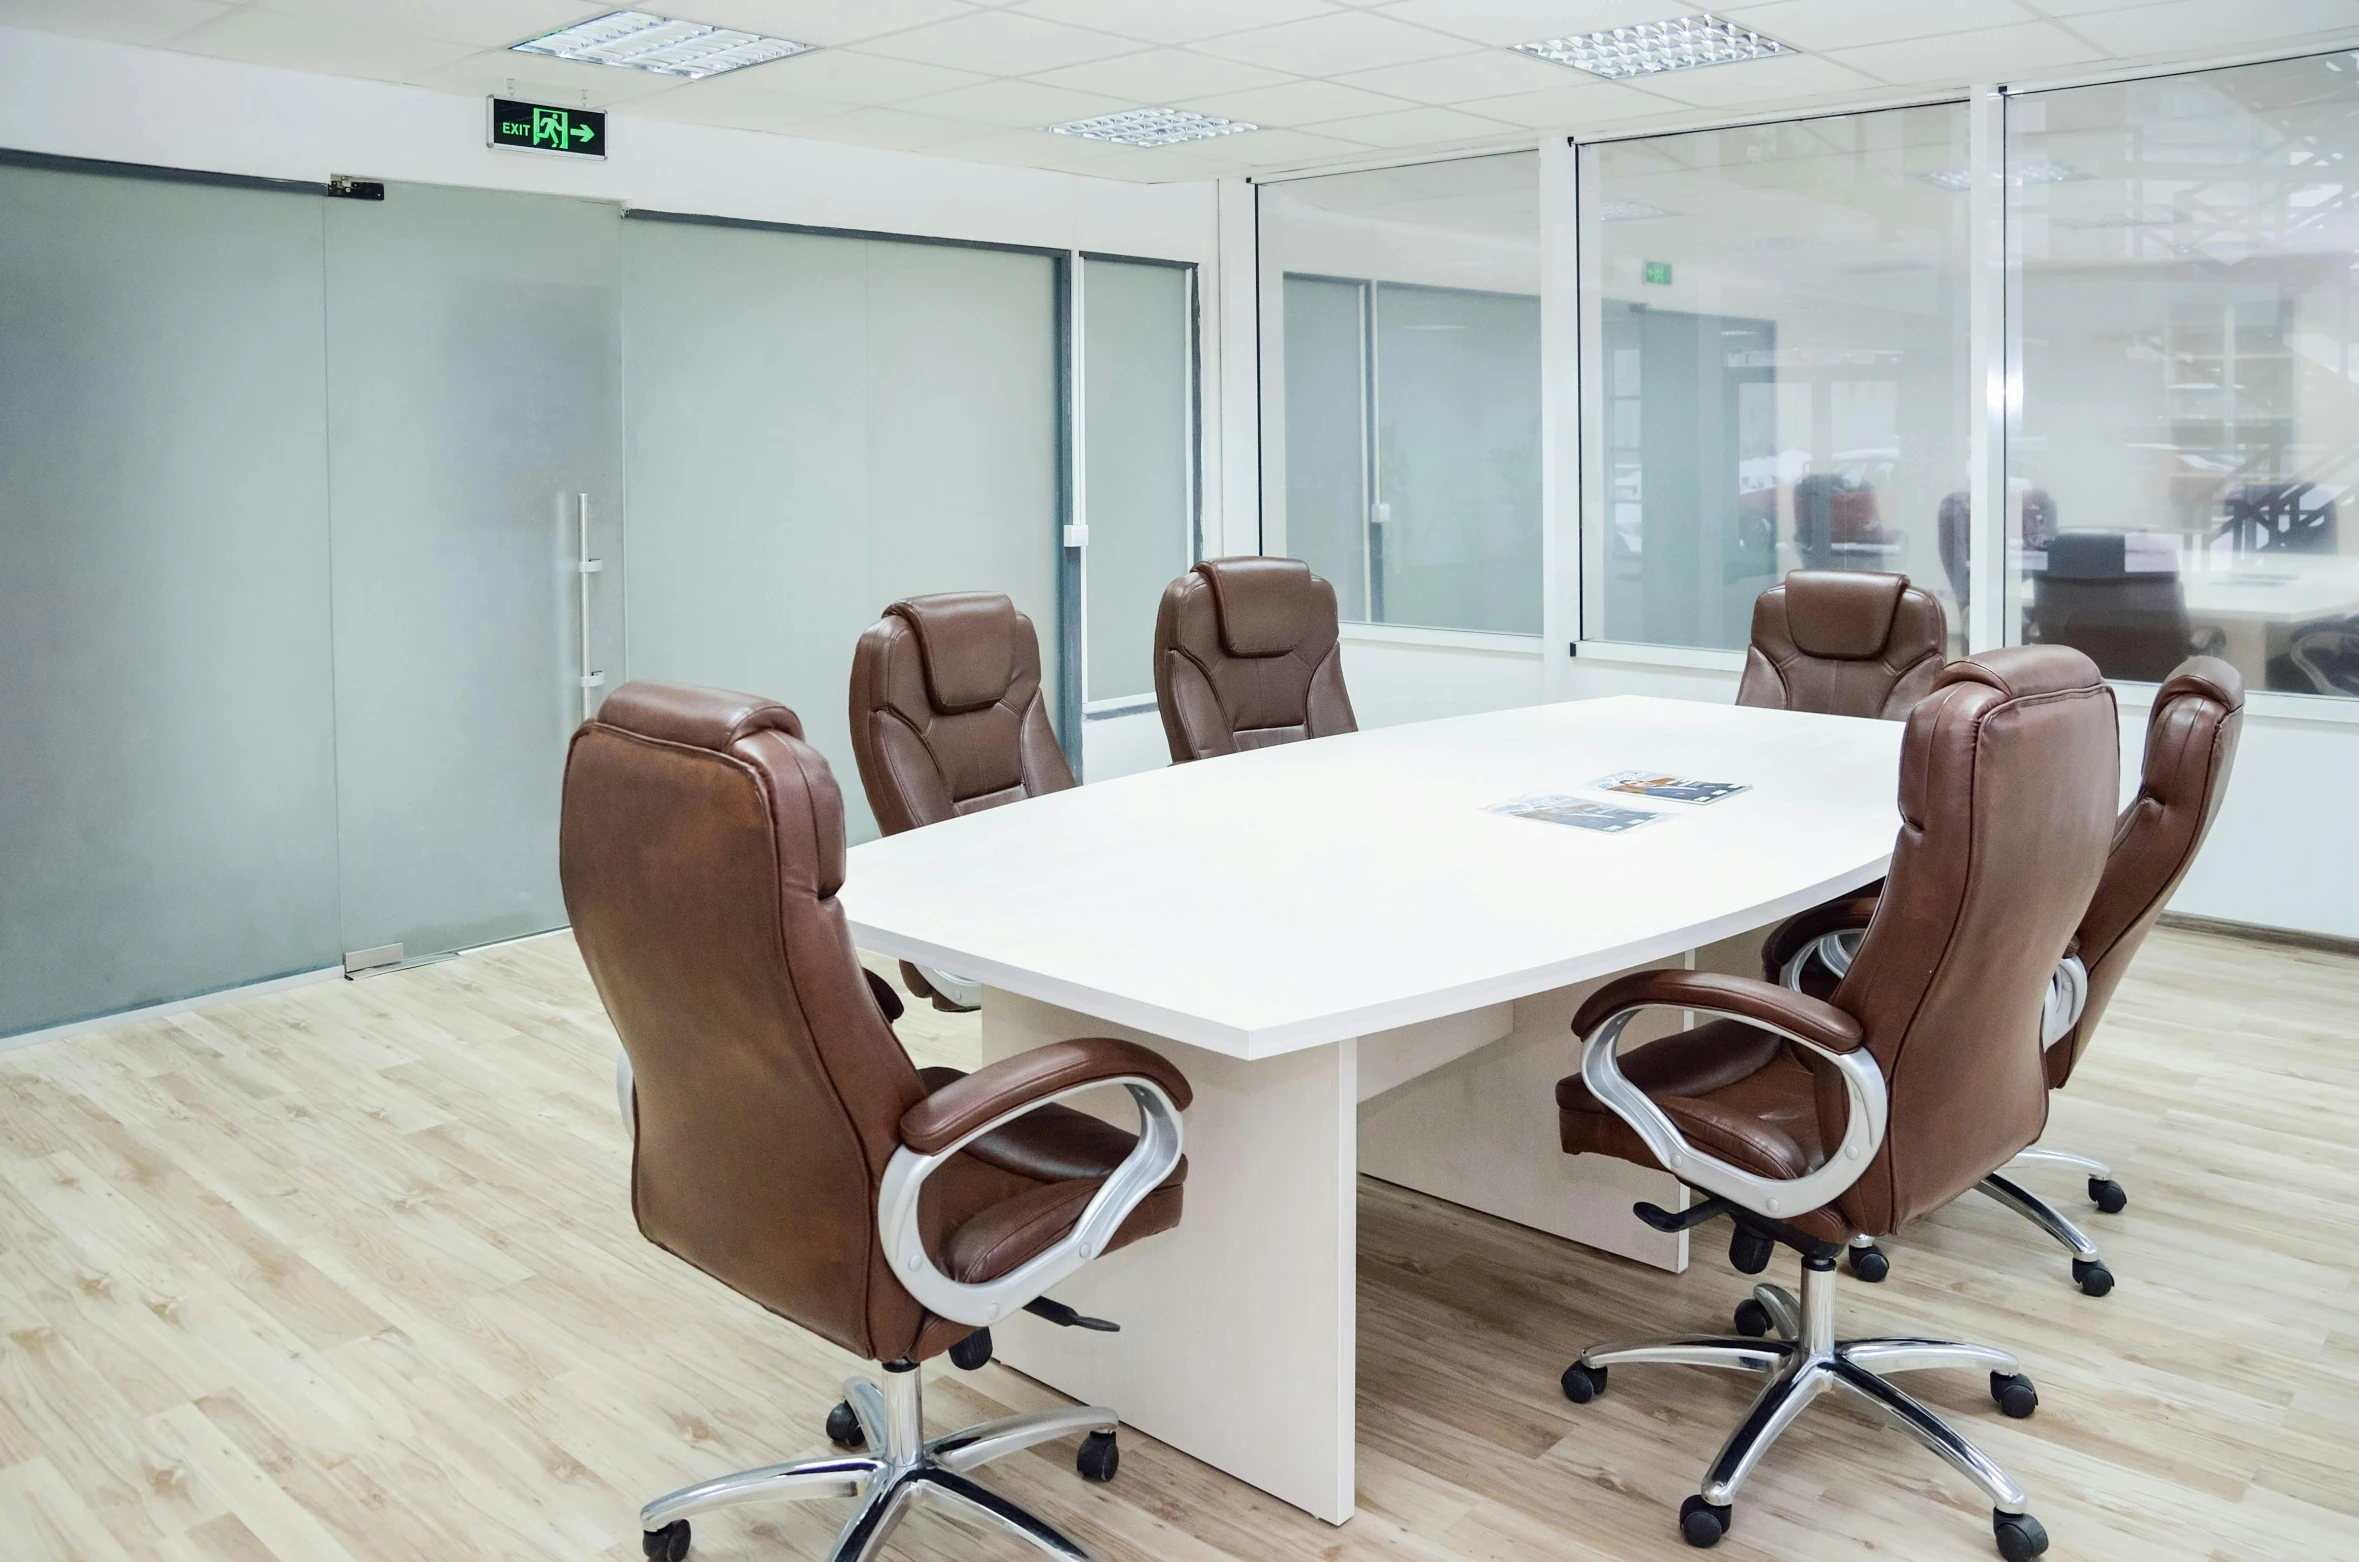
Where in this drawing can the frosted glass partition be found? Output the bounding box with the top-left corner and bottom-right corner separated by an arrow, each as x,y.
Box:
325,184 -> 624,961
621,216 -> 1061,842
1261,152 -> 1542,636
1579,106 -> 1971,653
0,163 -> 341,1035
1083,257 -> 1195,705
2009,53 -> 2359,694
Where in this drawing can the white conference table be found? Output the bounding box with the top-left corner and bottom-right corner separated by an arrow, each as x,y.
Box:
840,695 -> 1904,1525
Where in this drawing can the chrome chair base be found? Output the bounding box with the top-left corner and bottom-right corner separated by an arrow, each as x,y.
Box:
639,1364 -> 1116,1562
1983,1143 -> 2127,1295
1565,1254 -> 2050,1557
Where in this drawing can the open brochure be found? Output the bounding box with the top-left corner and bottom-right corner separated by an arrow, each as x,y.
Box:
1485,793 -> 1660,834
1590,770 -> 1750,805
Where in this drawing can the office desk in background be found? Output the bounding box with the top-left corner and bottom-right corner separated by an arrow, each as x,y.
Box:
841,696 -> 1904,1525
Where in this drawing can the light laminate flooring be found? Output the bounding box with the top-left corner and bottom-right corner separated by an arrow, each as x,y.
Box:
0,927 -> 2351,1561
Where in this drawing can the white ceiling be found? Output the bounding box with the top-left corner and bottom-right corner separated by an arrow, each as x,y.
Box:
5,0 -> 2358,182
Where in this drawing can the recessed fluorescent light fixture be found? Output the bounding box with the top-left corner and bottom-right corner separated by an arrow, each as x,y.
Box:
2016,159 -> 2092,185
1913,169 -> 1973,192
1593,200 -> 1676,221
1047,108 -> 1257,148
1515,13 -> 1790,79
511,10 -> 814,80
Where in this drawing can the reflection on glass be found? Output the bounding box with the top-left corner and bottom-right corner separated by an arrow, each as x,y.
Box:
1261,153 -> 1542,636
2010,51 -> 2359,694
1580,105 -> 1970,652
1083,257 -> 1194,705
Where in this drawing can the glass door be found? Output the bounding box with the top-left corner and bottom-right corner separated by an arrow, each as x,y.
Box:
324,182 -> 624,965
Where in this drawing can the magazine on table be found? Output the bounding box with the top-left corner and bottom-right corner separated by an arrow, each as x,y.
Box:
1590,770 -> 1750,805
1484,793 -> 1661,834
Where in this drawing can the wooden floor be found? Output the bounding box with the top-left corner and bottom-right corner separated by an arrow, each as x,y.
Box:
0,926 -> 2352,1561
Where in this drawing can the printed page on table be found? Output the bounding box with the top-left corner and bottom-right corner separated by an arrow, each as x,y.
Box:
1590,771 -> 1750,805
1484,793 -> 1661,833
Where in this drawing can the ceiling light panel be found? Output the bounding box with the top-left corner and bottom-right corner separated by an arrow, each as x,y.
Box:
1515,14 -> 1791,80
1047,108 -> 1258,147
512,11 -> 816,81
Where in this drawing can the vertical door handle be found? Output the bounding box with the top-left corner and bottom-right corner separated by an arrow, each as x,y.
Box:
576,493 -> 603,721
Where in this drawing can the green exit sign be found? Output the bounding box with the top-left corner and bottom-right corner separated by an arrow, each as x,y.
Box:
489,98 -> 605,158
1643,260 -> 1673,285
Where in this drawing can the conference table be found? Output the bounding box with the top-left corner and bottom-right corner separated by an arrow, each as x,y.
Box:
839,695 -> 1904,1525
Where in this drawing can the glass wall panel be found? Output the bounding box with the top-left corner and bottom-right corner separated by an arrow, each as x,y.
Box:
325,183 -> 624,961
0,163 -> 341,1035
2009,52 -> 2359,693
621,217 -> 1061,841
1082,257 -> 1194,705
1262,153 -> 1543,636
1580,106 -> 1971,652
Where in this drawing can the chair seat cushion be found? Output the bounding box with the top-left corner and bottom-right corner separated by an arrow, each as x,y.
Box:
1557,1018 -> 1855,1244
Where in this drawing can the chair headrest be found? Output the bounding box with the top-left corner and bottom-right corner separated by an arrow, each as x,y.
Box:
890,593 -> 1019,714
2155,655 -> 2244,714
1198,557 -> 1319,658
1934,644 -> 2105,701
1783,569 -> 1907,660
593,681 -> 802,750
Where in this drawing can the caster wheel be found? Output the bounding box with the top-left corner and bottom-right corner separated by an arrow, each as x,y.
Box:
1076,1430 -> 1119,1483
1990,1371 -> 2039,1419
825,1400 -> 864,1449
1993,1510 -> 2049,1560
2071,1258 -> 2115,1297
1733,1299 -> 1773,1339
1679,1495 -> 1731,1548
949,1327 -> 994,1371
2089,1177 -> 2127,1215
642,1520 -> 691,1561
1847,1243 -> 1891,1283
1560,1362 -> 1608,1404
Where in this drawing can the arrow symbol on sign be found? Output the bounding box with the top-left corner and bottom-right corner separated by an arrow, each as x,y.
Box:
572,123 -> 595,143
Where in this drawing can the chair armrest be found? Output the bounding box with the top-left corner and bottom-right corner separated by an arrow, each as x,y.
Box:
880,1039 -> 1190,1328
901,1039 -> 1193,1154
1573,968 -> 1865,1055
1762,895 -> 1882,986
1574,970 -> 1884,1223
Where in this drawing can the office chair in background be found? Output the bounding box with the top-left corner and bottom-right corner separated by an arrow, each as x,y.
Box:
1556,646 -> 2118,1559
561,683 -> 1190,1562
2025,531 -> 2219,683
1768,657 -> 2244,1295
1153,556 -> 1356,763
849,592 -> 1072,1011
1735,569 -> 1947,720
1791,474 -> 1898,571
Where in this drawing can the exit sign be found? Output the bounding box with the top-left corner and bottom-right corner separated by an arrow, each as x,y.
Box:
489,98 -> 605,158
1643,260 -> 1673,285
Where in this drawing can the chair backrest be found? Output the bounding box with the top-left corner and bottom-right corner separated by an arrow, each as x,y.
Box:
1735,569 -> 1947,720
849,592 -> 1072,835
1829,646 -> 2119,1234
2027,537 -> 2189,682
560,682 -> 933,1364
1153,557 -> 1356,763
2047,657 -> 2244,1087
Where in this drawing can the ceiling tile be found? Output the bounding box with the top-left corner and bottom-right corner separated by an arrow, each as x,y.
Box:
670,1 -> 983,48
1333,48 -> 1587,103
923,77 -> 1134,128
1179,78 -> 1415,126
616,86 -> 851,130
1827,20 -> 2106,84
854,9 -> 1146,75
407,48 -> 731,103
162,8 -> 481,82
790,104 -> 981,150
1455,77 -> 1688,129
1373,1 -> 1703,49
0,0 -> 230,46
1717,0 -> 2039,52
1621,49 -> 1885,106
1030,47 -> 1292,101
722,48 -> 992,103
250,0 -> 605,50
1300,103 -> 1528,148
934,127 -> 1151,175
1011,0 -> 1342,46
2065,0 -> 2359,57
1193,10 -> 1483,76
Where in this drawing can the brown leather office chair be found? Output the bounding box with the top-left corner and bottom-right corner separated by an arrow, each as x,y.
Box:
1768,657 -> 2244,1296
1556,646 -> 2118,1561
561,681 -> 1189,1562
1152,557 -> 1355,763
850,591 -> 1072,1012
1736,569 -> 1947,720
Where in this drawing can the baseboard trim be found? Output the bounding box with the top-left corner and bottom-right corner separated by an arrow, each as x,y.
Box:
0,964 -> 344,1055
2158,911 -> 2359,959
